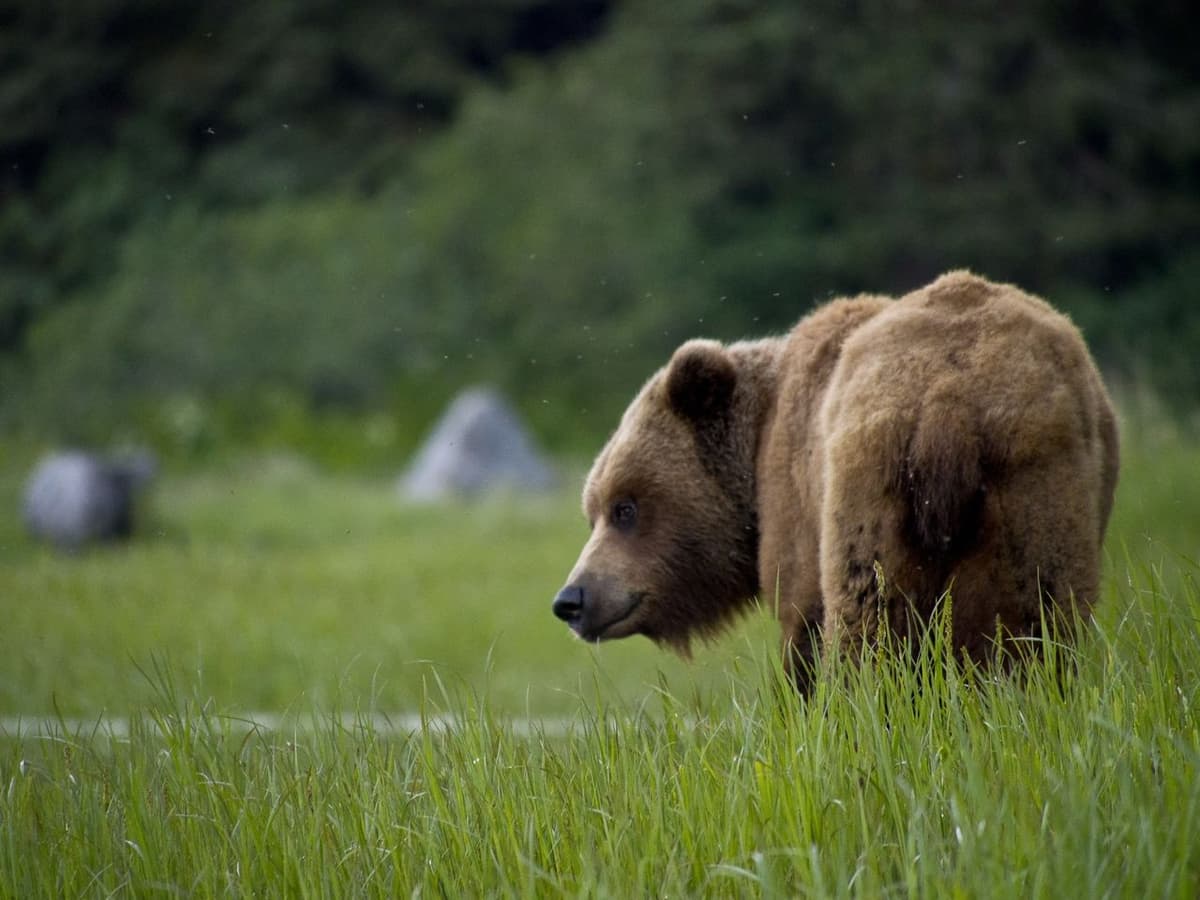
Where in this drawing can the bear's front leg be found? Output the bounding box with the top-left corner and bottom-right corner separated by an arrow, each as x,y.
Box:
761,519 -> 825,696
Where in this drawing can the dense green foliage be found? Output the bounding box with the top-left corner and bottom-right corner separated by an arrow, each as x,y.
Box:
1,425 -> 1198,895
0,0 -> 607,341
2,1 -> 1198,455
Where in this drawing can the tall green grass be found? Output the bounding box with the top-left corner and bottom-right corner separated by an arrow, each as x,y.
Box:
0,421 -> 1198,895
2,570 -> 1197,896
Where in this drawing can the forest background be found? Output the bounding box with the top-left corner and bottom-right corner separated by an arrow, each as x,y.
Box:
2,0 -> 1197,465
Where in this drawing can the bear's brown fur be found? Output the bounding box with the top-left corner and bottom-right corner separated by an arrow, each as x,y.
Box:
552,271 -> 1119,692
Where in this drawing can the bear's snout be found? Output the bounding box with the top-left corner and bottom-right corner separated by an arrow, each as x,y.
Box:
552,584 -> 585,625
552,576 -> 645,641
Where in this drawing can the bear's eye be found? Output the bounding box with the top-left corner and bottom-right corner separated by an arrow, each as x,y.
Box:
610,499 -> 638,532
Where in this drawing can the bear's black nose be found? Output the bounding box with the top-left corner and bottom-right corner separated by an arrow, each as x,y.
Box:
552,585 -> 585,623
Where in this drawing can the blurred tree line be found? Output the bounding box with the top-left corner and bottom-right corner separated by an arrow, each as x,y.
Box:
2,0 -> 1197,462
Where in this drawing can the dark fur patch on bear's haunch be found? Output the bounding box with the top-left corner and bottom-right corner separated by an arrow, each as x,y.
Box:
899,453 -> 987,561
897,410 -> 987,560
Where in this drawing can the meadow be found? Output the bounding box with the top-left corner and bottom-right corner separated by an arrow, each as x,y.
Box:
0,412 -> 1198,896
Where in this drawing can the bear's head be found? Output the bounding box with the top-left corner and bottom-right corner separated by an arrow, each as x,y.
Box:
552,339 -> 768,653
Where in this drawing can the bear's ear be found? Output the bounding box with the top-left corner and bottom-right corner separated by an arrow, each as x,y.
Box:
665,339 -> 737,421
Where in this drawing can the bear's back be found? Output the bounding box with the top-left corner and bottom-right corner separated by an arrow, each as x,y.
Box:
810,270 -> 1116,564
824,271 -> 1106,472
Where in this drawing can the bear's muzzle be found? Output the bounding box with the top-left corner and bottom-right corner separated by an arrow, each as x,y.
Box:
552,580 -> 644,642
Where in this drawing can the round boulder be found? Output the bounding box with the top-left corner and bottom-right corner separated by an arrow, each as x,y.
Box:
23,450 -> 157,550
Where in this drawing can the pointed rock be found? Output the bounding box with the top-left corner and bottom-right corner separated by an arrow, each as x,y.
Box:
399,387 -> 556,502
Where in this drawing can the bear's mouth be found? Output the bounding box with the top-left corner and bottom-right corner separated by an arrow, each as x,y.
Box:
579,592 -> 645,642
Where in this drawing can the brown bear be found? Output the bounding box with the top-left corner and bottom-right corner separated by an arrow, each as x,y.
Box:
552,271 -> 1119,692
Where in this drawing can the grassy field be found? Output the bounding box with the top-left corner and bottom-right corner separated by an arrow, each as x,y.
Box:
0,452 -> 777,717
1,415 -> 1198,896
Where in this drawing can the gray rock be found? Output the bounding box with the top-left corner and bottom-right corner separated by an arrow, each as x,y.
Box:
23,450 -> 157,550
399,387 -> 556,501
